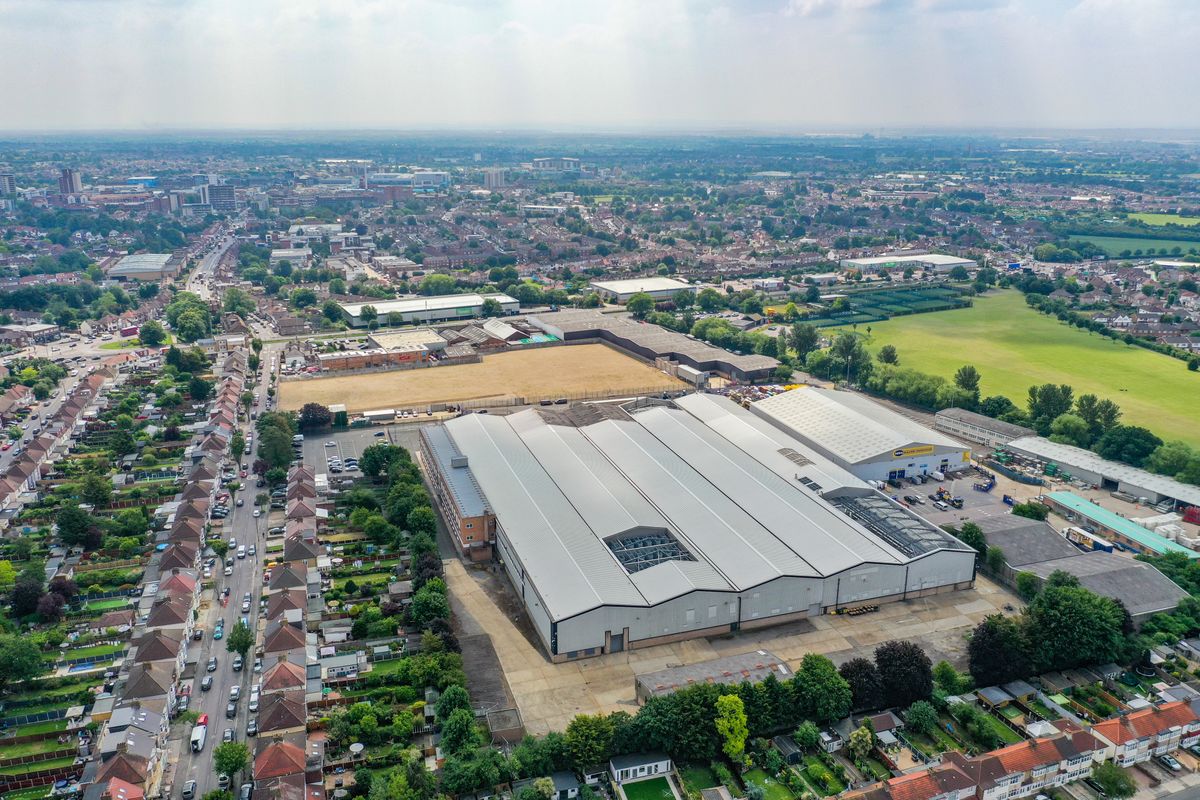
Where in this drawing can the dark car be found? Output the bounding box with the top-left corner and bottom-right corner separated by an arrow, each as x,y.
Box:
201,676 -> 213,692
226,702 -> 237,719
246,719 -> 258,736
206,657 -> 218,672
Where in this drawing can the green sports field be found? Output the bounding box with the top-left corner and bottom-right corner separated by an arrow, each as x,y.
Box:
1128,212 -> 1200,227
838,291 -> 1200,447
1068,234 -> 1200,257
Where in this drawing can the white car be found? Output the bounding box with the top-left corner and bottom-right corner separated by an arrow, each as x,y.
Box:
253,509 -> 261,518
224,565 -> 234,576
324,441 -> 337,448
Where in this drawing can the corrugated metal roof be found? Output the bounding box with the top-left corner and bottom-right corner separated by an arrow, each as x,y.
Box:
1045,491 -> 1200,558
1009,437 -> 1200,508
440,396 -> 962,621
420,426 -> 487,518
753,387 -> 966,465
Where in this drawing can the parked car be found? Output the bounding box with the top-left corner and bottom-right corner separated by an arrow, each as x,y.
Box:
182,781 -> 197,800
246,719 -> 258,736
226,702 -> 237,719
1159,754 -> 1183,772
233,655 -> 244,672
206,657 -> 218,672
201,676 -> 213,692
223,727 -> 235,743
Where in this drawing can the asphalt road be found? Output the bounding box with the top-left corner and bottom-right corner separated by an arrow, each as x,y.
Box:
169,379 -> 274,798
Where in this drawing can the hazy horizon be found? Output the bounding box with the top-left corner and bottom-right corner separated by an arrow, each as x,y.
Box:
3,0 -> 1198,132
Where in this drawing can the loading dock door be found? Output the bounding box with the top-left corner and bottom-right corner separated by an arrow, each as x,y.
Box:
609,633 -> 624,653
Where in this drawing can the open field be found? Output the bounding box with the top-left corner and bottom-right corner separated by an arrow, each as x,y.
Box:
1128,212 -> 1200,227
278,344 -> 684,413
837,291 -> 1200,447
1068,234 -> 1200,256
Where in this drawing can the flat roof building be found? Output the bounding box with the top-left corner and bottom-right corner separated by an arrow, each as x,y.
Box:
589,277 -> 696,304
423,393 -> 975,661
752,388 -> 971,482
527,308 -> 778,382
1007,437 -> 1200,510
839,253 -> 976,274
1041,491 -> 1200,560
934,408 -> 1035,448
107,253 -> 178,282
339,293 -> 518,327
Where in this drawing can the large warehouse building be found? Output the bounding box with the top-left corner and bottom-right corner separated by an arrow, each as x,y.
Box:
838,253 -> 976,274
588,277 -> 696,304
339,293 -> 518,327
751,388 -> 971,482
421,393 -> 976,661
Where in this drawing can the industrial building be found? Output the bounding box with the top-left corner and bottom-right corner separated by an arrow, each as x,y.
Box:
1040,491 -> 1199,559
838,253 -> 976,274
339,293 -> 518,327
1006,437 -> 1200,511
107,253 -> 180,281
421,393 -> 976,661
588,277 -> 696,304
752,388 -> 971,482
975,514 -> 1188,624
527,308 -> 778,382
934,408 -> 1035,448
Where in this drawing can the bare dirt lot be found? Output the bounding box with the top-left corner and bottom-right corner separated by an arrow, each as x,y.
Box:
445,557 -> 1020,735
278,344 -> 684,413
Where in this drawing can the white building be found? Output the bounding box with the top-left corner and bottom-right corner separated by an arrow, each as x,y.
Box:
839,253 -> 976,274
588,277 -> 695,304
424,393 -> 975,661
752,388 -> 971,482
339,293 -> 518,327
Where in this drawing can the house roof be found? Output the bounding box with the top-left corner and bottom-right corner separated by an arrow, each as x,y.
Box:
122,663 -> 173,699
253,740 -> 307,780
261,658 -> 307,692
132,630 -> 181,663
1092,700 -> 1200,745
257,691 -> 307,732
263,621 -> 306,653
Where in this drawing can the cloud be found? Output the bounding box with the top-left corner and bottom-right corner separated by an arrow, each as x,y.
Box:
0,0 -> 1196,130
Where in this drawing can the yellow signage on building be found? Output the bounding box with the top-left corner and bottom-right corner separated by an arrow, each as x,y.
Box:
892,445 -> 935,458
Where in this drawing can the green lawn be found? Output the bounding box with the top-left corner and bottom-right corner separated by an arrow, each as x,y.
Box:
977,711 -> 1024,745
839,290 -> 1200,447
859,757 -> 893,781
2,785 -> 51,800
8,720 -> 69,737
60,643 -> 123,661
333,572 -> 394,591
679,765 -> 720,792
99,334 -> 174,351
1025,699 -> 1060,720
742,769 -> 795,800
621,777 -> 675,800
0,737 -> 72,759
0,756 -> 77,776
1128,213 -> 1200,227
1068,234 -> 1200,257
84,598 -> 130,612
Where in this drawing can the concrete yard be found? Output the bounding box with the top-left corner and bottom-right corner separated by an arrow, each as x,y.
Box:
278,343 -> 685,413
444,558 -> 1020,736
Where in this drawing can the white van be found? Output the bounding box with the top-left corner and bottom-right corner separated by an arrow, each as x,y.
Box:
237,545 -> 247,559
190,724 -> 207,753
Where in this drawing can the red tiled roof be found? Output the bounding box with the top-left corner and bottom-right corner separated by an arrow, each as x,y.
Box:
1093,701 -> 1200,746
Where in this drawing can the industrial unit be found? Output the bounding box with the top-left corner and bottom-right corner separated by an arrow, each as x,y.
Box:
107,253 -> 180,281
339,293 -> 518,327
838,253 -> 976,274
934,408 -> 1036,448
752,388 -> 971,482
1041,491 -> 1200,560
588,277 -> 696,304
1006,437 -> 1200,511
421,393 -> 976,661
527,308 -> 778,382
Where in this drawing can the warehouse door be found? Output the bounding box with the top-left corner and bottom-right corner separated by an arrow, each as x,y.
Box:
609,633 -> 624,653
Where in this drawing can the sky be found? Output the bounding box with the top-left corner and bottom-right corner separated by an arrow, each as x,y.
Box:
1,0 -> 1197,132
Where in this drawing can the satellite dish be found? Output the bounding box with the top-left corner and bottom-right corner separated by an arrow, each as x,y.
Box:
349,743 -> 365,757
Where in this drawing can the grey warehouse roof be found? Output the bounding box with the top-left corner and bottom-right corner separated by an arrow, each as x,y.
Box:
110,253 -> 172,273
439,393 -> 969,621
1007,436 -> 1200,508
753,388 -> 967,465
935,408 -> 1035,440
420,425 -> 488,518
1024,551 -> 1188,618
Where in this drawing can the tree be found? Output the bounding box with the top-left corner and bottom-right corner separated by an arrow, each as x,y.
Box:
189,375 -> 213,402
697,288 -> 725,312
953,365 -> 981,394
1025,583 -> 1125,672
359,444 -> 407,479
1090,763 -> 1136,799
839,657 -> 884,712
986,545 -> 1007,573
790,323 -> 821,360
257,427 -> 294,470
56,504 -> 94,545
436,685 -> 471,722
793,720 -> 821,751
37,592 -> 64,621
175,308 -> 210,342
11,575 -> 44,617
968,615 -> 1030,686
948,265 -> 971,281
410,580 -> 450,627
299,402 -> 332,431
1027,383 -> 1074,434
565,714 -> 615,773
1011,502 -> 1049,521
213,742 -> 250,779
138,320 -> 166,346
420,274 -> 457,296
1095,425 -> 1163,468
48,575 -> 78,602
626,292 -> 654,319
1049,413 -> 1092,448
877,344 -> 899,365
0,636 -> 45,691
0,561 -> 15,591
932,661 -> 969,694
904,701 -> 938,736
481,297 -> 503,317
1015,572 -> 1041,601
80,473 -> 112,508
714,694 -> 748,763
440,708 -> 480,755
673,289 -> 694,309
792,653 -> 852,724
943,522 -> 982,557
847,725 -> 875,761
226,621 -> 253,657
874,640 -> 932,707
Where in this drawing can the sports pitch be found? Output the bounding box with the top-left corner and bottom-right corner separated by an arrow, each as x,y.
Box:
1127,212 -> 1200,227
1069,234 -> 1200,257
278,343 -> 684,413
839,291 -> 1200,447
